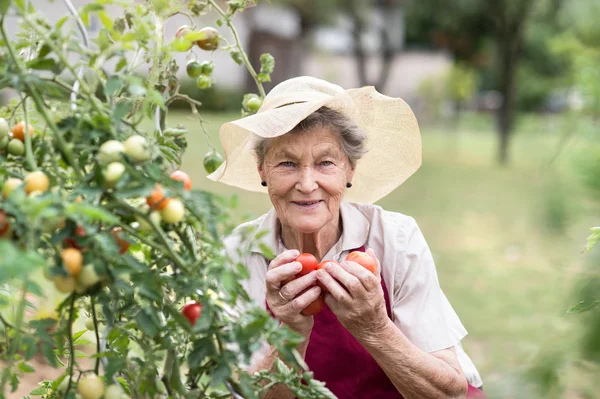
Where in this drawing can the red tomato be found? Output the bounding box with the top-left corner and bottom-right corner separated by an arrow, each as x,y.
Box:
64,225 -> 87,249
301,295 -> 324,316
170,170 -> 192,191
146,184 -> 170,210
111,227 -> 130,254
345,251 -> 376,274
0,210 -> 10,237
296,253 -> 318,276
182,300 -> 202,326
316,260 -> 339,293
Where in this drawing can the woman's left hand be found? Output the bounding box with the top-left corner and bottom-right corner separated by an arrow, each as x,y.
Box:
316,248 -> 389,340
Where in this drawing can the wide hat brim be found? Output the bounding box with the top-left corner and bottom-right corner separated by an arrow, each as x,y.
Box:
208,79 -> 422,205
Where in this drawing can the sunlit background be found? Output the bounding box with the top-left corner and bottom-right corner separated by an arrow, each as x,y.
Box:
2,0 -> 600,397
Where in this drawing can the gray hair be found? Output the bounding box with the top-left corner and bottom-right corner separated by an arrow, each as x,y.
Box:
252,107 -> 368,167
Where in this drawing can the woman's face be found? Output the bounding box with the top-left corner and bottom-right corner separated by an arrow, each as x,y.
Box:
258,127 -> 354,234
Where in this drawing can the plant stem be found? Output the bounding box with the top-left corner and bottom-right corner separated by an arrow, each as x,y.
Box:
65,294 -> 77,396
207,0 -> 266,97
19,92 -> 37,170
91,297 -> 101,375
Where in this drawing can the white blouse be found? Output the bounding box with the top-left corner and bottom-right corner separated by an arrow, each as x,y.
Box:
223,201 -> 483,388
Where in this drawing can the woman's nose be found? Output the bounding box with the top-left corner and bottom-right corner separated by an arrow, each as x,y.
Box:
295,167 -> 318,193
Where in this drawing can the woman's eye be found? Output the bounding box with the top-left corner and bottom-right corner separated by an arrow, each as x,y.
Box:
320,161 -> 334,166
279,161 -> 295,167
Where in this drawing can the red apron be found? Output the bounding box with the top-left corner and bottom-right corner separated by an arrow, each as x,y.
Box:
266,247 -> 486,398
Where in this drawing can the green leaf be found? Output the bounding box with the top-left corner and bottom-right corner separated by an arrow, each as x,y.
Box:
258,243 -> 275,261
18,361 -> 35,373
584,227 -> 600,252
567,299 -> 600,314
98,10 -> 113,30
230,49 -> 244,65
135,309 -> 159,337
211,361 -> 231,387
29,386 -> 47,396
115,58 -> 127,72
25,58 -> 61,73
72,330 -> 87,342
64,203 -> 118,224
112,100 -> 133,121
0,0 -> 11,16
274,358 -> 291,375
105,76 -> 123,97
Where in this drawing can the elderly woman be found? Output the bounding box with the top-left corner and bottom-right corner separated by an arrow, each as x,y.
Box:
211,77 -> 484,398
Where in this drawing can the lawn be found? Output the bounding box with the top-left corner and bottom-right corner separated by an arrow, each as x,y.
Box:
166,109 -> 600,398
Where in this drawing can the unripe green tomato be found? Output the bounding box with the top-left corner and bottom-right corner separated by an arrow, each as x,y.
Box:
7,138 -> 24,156
136,210 -> 162,232
123,135 -> 151,162
0,118 -> 8,139
2,177 -> 22,199
196,75 -> 212,89
200,60 -> 214,75
203,150 -> 224,174
78,265 -> 101,289
78,374 -> 104,399
0,135 -> 9,150
97,140 -> 124,164
53,275 -> 76,293
104,384 -> 124,399
186,60 -> 203,78
102,162 -> 125,187
84,317 -> 95,331
246,97 -> 262,112
160,198 -> 185,224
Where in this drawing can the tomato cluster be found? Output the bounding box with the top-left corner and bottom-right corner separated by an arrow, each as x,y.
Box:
145,170 -> 191,224
0,118 -> 36,157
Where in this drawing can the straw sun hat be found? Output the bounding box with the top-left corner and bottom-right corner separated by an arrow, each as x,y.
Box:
207,76 -> 422,204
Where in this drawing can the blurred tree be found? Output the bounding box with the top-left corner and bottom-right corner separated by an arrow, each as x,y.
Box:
405,0 -> 565,165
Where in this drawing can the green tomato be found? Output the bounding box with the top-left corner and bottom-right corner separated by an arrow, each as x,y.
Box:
0,135 -> 9,150
84,317 -> 95,331
123,135 -> 151,162
104,384 -> 124,399
200,61 -> 214,75
186,60 -> 203,78
102,162 -> 125,188
203,150 -> 224,174
78,265 -> 101,289
160,198 -> 185,224
97,140 -> 124,165
246,97 -> 262,112
78,374 -> 104,399
196,75 -> 212,89
7,138 -> 24,156
0,118 -> 8,139
135,210 -> 162,232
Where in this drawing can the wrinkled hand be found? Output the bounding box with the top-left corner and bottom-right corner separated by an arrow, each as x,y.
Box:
265,249 -> 321,337
316,248 -> 388,340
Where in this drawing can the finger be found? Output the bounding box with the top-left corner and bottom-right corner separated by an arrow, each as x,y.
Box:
366,248 -> 382,279
279,271 -> 318,301
268,249 -> 300,271
266,261 -> 302,292
342,260 -> 379,293
283,285 -> 322,314
317,268 -> 352,303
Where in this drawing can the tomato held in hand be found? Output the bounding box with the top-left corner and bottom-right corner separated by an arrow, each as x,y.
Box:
170,170 -> 192,191
301,294 -> 324,316
296,253 -> 318,276
345,251 -> 376,273
182,300 -> 202,326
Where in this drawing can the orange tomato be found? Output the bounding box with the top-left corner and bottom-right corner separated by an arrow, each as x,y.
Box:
61,248 -> 83,276
24,171 -> 49,195
170,170 -> 192,191
345,251 -> 376,274
11,121 -> 34,142
146,184 -> 170,210
111,227 -> 130,254
296,253 -> 318,276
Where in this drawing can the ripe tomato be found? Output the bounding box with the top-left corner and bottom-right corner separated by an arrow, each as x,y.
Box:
186,59 -> 203,78
111,227 -> 130,254
170,170 -> 192,191
195,27 -> 219,51
203,150 -> 224,174
78,374 -> 105,399
123,135 -> 151,162
102,162 -> 125,188
11,121 -> 34,142
297,253 -> 318,276
53,275 -> 76,293
0,117 -> 8,138
24,171 -> 49,195
182,300 -> 202,326
196,74 -> 212,89
0,210 -> 10,238
7,138 -> 24,156
301,294 -> 324,316
97,140 -> 124,165
2,177 -> 22,199
161,198 -> 185,224
62,248 -> 83,276
345,251 -> 376,273
146,184 -> 170,210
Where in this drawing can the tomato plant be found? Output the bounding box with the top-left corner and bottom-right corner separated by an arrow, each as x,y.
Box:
0,0 -> 333,398
345,251 -> 377,273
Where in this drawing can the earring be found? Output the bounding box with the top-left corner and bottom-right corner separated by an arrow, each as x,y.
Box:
261,181 -> 267,187
346,182 -> 352,188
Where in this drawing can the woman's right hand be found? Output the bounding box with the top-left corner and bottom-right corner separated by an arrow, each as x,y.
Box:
265,249 -> 321,337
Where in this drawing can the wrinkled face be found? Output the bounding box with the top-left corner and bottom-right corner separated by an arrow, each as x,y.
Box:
258,127 -> 355,234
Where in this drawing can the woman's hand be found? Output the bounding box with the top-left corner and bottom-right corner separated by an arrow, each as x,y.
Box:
316,248 -> 388,340
265,249 -> 321,337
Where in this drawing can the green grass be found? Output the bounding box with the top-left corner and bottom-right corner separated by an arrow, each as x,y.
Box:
166,110 -> 600,398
